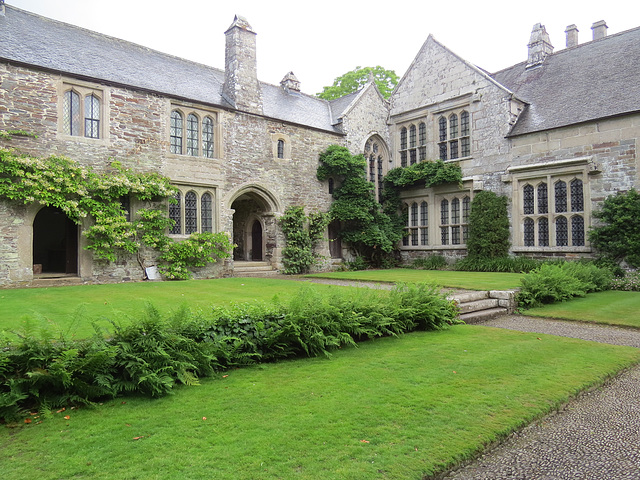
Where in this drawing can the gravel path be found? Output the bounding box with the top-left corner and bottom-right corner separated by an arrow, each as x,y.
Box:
441,315 -> 640,480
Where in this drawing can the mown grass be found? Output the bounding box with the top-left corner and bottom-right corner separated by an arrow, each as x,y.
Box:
525,290 -> 640,328
306,269 -> 524,290
2,326 -> 638,480
0,278 -> 348,337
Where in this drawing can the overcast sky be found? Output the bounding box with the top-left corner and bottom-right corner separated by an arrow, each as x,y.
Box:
7,0 -> 639,96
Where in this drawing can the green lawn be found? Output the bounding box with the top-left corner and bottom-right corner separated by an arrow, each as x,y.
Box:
525,290 -> 640,328
3,326 -> 638,480
0,278 -> 349,337
306,269 -> 524,290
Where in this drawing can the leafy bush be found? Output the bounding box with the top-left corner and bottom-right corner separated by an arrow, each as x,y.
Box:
279,206 -> 329,274
466,191 -> 510,259
158,232 -> 234,280
516,262 -> 612,308
0,285 -> 458,421
410,255 -> 449,270
589,188 -> 640,268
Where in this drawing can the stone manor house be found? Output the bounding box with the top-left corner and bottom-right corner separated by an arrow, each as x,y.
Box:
0,2 -> 639,286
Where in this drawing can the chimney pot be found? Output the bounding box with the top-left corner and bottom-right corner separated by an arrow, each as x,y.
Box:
565,24 -> 579,47
591,20 -> 608,40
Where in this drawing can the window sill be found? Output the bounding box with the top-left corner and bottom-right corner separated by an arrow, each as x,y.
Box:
512,246 -> 592,253
57,133 -> 109,145
400,245 -> 467,250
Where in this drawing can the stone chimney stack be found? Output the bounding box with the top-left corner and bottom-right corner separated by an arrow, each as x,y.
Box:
591,20 -> 608,40
565,24 -> 579,47
222,15 -> 263,114
527,23 -> 554,68
280,72 -> 301,93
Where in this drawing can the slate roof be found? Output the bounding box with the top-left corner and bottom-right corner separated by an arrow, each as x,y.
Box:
492,26 -> 640,136
0,5 -> 344,134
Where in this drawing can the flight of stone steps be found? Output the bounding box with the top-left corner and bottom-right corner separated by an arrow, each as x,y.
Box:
233,261 -> 277,277
448,290 -> 517,323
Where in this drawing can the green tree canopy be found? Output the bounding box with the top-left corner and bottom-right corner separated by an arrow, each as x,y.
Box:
316,66 -> 399,100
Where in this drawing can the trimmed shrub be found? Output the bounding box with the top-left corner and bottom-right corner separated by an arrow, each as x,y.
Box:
454,256 -> 542,273
410,255 -> 449,270
466,191 -> 510,259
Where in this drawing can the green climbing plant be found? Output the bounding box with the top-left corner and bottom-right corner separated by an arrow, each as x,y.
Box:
279,206 -> 329,274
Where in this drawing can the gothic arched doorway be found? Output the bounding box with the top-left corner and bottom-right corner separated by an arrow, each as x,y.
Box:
230,187 -> 279,262
33,206 -> 78,275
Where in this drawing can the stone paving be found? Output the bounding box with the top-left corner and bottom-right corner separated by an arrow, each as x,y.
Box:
441,315 -> 640,480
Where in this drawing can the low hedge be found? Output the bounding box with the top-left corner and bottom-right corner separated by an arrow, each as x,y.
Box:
0,284 -> 458,421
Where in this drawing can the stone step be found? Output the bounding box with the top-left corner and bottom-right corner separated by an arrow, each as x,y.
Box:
30,276 -> 84,288
449,290 -> 489,304
457,298 -> 500,314
459,307 -> 509,324
233,261 -> 276,277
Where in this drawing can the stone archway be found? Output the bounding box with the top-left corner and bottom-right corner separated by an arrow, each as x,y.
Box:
32,206 -> 78,275
230,187 -> 279,263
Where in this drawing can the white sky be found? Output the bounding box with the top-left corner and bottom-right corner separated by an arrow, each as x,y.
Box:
7,0 -> 640,96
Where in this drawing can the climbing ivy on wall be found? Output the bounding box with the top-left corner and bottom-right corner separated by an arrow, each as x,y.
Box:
317,146 -> 463,266
279,206 -> 329,274
0,148 -> 233,279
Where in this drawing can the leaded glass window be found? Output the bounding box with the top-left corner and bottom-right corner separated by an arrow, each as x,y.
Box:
63,90 -> 81,136
451,198 -> 460,224
450,140 -> 459,159
538,217 -> 549,246
460,111 -> 469,137
418,123 -> 427,161
400,128 -> 407,149
555,181 -> 567,213
441,227 -> 449,245
410,149 -> 416,165
170,111 -> 183,154
277,139 -> 285,159
460,137 -> 470,158
462,196 -> 470,223
201,193 -> 213,233
441,199 -> 449,225
420,202 -> 428,226
169,192 -> 181,234
452,226 -> 460,245
202,116 -> 214,158
449,114 -> 458,139
523,184 -> 534,215
462,225 -> 469,243
402,205 -> 409,246
411,228 -> 418,246
571,179 -> 583,212
537,183 -> 548,214
369,155 -> 376,182
409,125 -> 416,148
328,178 -> 334,195
84,94 -> 100,139
438,117 -> 447,142
411,202 -> 418,227
556,216 -> 568,246
186,114 -> 199,156
572,215 -> 584,246
185,191 -> 198,234
377,158 -> 384,202
439,143 -> 447,161
524,218 -> 535,246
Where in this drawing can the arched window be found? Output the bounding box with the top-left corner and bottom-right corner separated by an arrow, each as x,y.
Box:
523,218 -> 535,246
186,114 -> 199,156
449,114 -> 459,159
400,127 -> 408,167
440,199 -> 449,225
438,116 -> 447,160
185,191 -> 198,234
202,116 -> 215,158
570,179 -> 583,212
538,217 -> 549,247
409,125 -> 417,165
420,201 -> 428,245
402,203 -> 409,246
556,216 -> 568,246
364,137 -> 388,201
460,111 -> 470,157
411,202 -> 418,227
523,184 -> 534,215
170,111 -> 183,154
63,90 -> 81,136
418,122 -> 427,161
84,94 -> 100,139
201,192 -> 213,233
571,215 -> 584,246
462,196 -> 470,223
555,181 -> 567,213
277,139 -> 285,159
537,183 -> 548,214
451,198 -> 460,224
169,192 -> 182,234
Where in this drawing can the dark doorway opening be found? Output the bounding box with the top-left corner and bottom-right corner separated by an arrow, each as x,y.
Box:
328,219 -> 342,259
33,206 -> 78,275
251,220 -> 263,260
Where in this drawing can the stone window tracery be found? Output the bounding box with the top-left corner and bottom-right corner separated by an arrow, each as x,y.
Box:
364,136 -> 389,202
438,109 -> 471,160
168,186 -> 217,235
170,106 -> 218,158
62,87 -> 102,139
